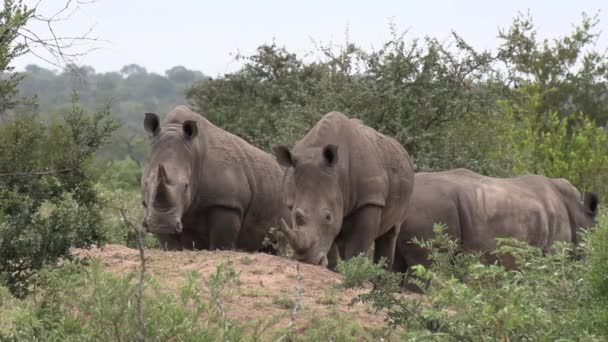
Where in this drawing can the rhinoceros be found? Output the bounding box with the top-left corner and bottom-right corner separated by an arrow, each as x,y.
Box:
394,168 -> 599,274
274,112 -> 414,268
140,105 -> 289,252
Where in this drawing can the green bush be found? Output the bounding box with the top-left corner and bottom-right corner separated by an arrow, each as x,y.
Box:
337,254 -> 401,290
0,260 -> 245,341
505,85 -> 608,196
589,213 -> 608,300
0,96 -> 118,296
186,13 -> 608,181
357,219 -> 608,340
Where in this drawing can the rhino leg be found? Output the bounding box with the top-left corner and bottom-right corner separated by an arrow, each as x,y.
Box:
327,242 -> 340,271
398,241 -> 432,293
207,207 -> 241,251
340,205 -> 382,261
156,233 -> 184,251
373,225 -> 400,269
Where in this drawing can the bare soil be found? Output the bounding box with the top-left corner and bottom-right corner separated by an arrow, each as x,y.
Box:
73,244 -> 419,338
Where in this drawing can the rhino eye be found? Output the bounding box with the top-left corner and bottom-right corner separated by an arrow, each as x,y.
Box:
141,200 -> 147,208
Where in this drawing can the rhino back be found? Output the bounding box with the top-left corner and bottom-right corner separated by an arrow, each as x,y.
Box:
206,121 -> 283,204
401,172 -> 463,242
411,170 -> 574,251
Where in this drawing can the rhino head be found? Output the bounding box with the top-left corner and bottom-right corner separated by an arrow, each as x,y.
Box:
274,144 -> 343,266
141,112 -> 199,235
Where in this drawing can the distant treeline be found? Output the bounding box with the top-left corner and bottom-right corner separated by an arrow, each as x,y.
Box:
15,64 -> 208,163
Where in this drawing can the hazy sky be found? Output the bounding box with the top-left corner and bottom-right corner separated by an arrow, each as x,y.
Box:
14,0 -> 607,76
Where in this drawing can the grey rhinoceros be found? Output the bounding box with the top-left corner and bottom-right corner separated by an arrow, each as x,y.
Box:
140,105 -> 289,252
394,168 -> 599,275
274,112 -> 414,269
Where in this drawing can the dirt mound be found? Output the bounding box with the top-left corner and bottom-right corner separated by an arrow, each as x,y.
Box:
73,244 -> 414,336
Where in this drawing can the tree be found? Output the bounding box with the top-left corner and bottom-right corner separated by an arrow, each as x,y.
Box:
0,0 -> 33,116
0,1 -> 118,296
120,64 -> 147,76
497,12 -> 608,123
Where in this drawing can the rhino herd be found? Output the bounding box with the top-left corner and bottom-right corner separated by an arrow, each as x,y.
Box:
140,106 -> 599,287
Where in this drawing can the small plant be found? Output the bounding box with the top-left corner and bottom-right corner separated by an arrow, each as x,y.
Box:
337,254 -> 394,289
272,292 -> 295,309
240,256 -> 254,265
588,214 -> 608,300
262,226 -> 292,257
317,287 -> 339,305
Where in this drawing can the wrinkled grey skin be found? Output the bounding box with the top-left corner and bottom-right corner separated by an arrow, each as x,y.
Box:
394,168 -> 599,278
274,112 -> 414,269
141,105 -> 290,252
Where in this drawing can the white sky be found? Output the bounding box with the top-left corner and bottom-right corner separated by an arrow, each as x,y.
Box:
14,0 -> 608,76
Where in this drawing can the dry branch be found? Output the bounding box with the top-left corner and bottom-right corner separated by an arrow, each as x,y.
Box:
119,207 -> 146,342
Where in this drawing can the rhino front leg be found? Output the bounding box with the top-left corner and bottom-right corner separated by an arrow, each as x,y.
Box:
207,207 -> 241,250
340,205 -> 382,261
156,233 -> 184,251
374,224 -> 400,269
326,242 -> 340,271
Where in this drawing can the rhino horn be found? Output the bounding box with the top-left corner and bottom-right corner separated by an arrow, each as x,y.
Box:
157,164 -> 169,184
280,218 -> 309,250
154,164 -> 172,206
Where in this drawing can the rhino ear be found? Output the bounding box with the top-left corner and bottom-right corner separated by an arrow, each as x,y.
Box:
183,120 -> 198,140
584,192 -> 599,217
322,144 -> 339,167
274,145 -> 294,168
144,113 -> 160,136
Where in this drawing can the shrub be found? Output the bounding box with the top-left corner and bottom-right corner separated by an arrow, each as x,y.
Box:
0,260 -> 245,341
506,85 -> 608,196
357,218 -> 608,340
337,254 -> 401,289
589,213 -> 608,300
0,96 -> 118,296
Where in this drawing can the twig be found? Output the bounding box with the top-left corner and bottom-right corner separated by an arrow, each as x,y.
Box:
0,168 -> 74,177
17,0 -> 103,69
291,263 -> 302,322
212,292 -> 228,331
277,263 -> 303,342
119,207 -> 146,342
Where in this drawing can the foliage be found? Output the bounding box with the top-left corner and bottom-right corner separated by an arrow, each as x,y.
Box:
14,63 -> 208,162
356,219 -> 608,341
297,310 -> 377,341
0,0 -> 32,116
93,157 -> 143,191
0,261 -> 245,341
337,254 -> 400,289
588,212 -> 608,299
506,85 -> 608,195
95,182 -> 159,249
186,14 -> 607,177
186,33 -> 502,162
0,96 -> 118,296
262,227 -> 292,257
496,13 -> 608,123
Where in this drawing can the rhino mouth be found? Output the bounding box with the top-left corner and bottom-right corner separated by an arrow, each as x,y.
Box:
280,218 -> 330,266
293,245 -> 328,266
143,219 -> 183,235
